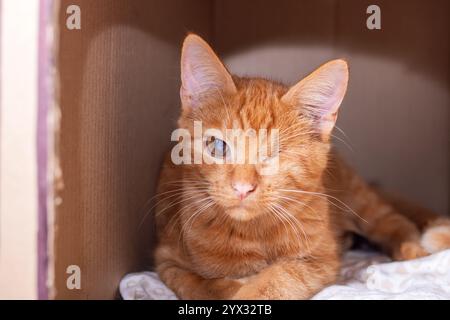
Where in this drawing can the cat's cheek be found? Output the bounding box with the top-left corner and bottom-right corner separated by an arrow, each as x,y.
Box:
286,164 -> 304,177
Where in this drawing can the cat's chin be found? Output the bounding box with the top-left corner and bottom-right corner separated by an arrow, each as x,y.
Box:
226,206 -> 259,221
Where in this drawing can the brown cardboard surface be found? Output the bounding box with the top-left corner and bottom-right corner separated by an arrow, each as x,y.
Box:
55,0 -> 212,299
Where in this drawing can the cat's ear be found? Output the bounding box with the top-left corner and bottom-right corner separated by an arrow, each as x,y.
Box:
281,59 -> 348,136
180,34 -> 236,109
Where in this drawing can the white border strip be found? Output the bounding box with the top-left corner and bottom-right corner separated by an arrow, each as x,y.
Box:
0,0 -> 40,299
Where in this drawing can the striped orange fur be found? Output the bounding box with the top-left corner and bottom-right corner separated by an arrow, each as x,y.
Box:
154,34 -> 450,300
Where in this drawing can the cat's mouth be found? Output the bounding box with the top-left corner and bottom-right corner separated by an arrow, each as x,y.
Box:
208,187 -> 262,220
227,203 -> 249,210
226,206 -> 256,221
219,198 -> 254,211
221,199 -> 266,221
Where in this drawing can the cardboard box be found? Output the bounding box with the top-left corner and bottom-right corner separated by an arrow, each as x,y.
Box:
0,0 -> 448,299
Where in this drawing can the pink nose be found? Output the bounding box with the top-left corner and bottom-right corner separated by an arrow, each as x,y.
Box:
232,182 -> 257,200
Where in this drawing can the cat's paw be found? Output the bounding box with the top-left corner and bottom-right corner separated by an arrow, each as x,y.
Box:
230,277 -> 310,300
231,285 -> 277,300
231,290 -> 263,300
230,275 -> 285,300
421,221 -> 450,254
393,241 -> 429,261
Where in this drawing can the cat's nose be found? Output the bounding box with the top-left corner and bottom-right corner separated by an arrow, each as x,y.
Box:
232,182 -> 257,200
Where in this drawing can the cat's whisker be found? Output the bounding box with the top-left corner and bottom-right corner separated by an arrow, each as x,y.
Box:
271,202 -> 312,255
154,190 -> 210,218
162,179 -> 211,187
278,188 -> 367,223
323,166 -> 337,180
167,196 -> 211,236
279,150 -> 306,157
268,204 -> 302,249
137,187 -> 212,229
279,187 -> 353,215
168,193 -> 217,230
283,213 -> 314,257
179,199 -> 216,245
281,127 -> 317,134
184,200 -> 215,232
163,190 -> 230,236
279,128 -> 316,136
279,131 -> 317,142
148,187 -> 208,211
273,195 -> 320,219
278,119 -> 310,132
331,133 -> 354,153
266,204 -> 291,241
148,179 -> 211,203
274,197 -> 320,258
137,189 -> 188,230
270,203 -> 303,245
334,125 -> 352,144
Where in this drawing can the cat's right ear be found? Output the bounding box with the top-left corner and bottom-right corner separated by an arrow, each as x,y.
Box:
180,34 -> 236,109
281,59 -> 349,138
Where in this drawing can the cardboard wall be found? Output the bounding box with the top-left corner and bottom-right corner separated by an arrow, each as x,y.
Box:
56,0 -> 212,299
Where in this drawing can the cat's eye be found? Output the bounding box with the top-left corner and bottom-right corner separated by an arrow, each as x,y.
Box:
205,136 -> 229,159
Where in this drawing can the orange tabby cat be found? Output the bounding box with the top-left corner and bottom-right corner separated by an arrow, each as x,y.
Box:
154,34 -> 450,299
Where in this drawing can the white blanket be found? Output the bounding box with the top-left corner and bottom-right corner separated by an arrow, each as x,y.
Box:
120,249 -> 450,300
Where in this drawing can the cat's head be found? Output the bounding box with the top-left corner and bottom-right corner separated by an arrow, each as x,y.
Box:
175,34 -> 348,221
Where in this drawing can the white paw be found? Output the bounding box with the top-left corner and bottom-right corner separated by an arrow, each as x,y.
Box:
421,225 -> 450,254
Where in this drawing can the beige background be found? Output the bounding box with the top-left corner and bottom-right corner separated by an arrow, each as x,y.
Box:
0,0 -> 39,299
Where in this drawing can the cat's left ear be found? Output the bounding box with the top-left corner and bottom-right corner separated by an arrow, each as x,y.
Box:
281,59 -> 349,137
180,34 -> 236,109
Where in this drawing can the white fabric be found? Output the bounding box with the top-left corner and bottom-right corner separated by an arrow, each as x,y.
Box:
120,249 -> 450,300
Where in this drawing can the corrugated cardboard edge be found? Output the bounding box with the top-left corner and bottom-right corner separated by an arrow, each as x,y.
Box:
39,0 -> 62,300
